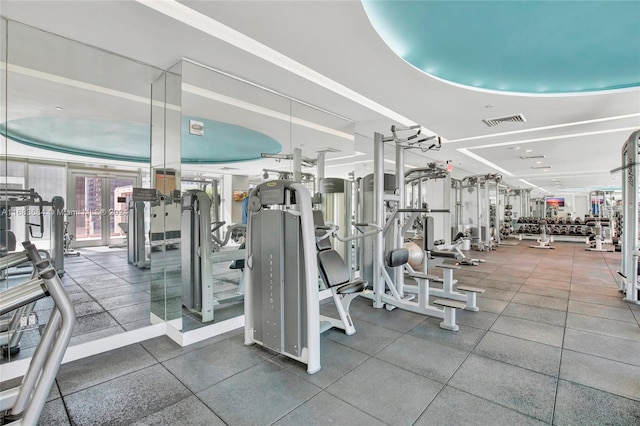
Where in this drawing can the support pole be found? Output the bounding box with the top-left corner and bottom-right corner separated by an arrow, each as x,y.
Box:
293,147 -> 302,183
50,196 -> 65,275
395,143 -> 405,296
317,151 -> 325,183
373,132 -> 385,308
622,130 -> 640,303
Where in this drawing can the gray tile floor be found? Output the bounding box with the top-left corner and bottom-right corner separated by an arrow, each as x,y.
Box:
1,245 -> 244,363
1,248 -> 152,363
8,241 -> 640,424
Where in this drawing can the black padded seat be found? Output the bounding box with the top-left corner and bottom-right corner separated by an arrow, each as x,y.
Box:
336,280 -> 365,295
431,250 -> 461,259
318,249 -> 365,294
229,243 -> 245,270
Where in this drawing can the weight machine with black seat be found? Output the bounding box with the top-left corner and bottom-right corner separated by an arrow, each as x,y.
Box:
244,181 -> 369,373
181,189 -> 246,323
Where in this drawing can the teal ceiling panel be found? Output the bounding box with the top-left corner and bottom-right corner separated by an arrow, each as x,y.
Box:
362,0 -> 640,93
1,117 -> 282,164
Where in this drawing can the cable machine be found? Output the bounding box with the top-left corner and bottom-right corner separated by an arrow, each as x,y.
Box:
0,189 -> 66,276
461,174 -> 502,251
356,126 -> 480,330
612,129 -> 640,304
405,162 -> 451,243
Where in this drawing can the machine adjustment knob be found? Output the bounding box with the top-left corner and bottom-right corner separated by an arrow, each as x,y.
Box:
248,196 -> 262,212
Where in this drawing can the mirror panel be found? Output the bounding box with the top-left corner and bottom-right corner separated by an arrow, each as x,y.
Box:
1,20 -> 161,363
177,60 -> 292,331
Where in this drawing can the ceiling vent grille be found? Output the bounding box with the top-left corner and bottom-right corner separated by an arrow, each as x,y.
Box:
483,114 -> 526,127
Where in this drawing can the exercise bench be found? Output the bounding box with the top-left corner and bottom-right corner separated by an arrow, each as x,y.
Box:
315,222 -> 365,336
388,247 -> 466,332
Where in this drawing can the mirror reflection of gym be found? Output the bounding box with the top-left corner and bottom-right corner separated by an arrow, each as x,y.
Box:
0,19 -> 161,363
170,59 -> 356,333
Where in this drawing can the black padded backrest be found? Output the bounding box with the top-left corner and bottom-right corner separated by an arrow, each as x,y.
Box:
318,249 -> 349,287
452,232 -> 464,243
313,209 -> 325,227
315,230 -> 333,251
423,216 -> 435,251
385,248 -> 409,268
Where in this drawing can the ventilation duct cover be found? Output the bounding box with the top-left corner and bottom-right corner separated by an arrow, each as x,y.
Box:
483,114 -> 526,127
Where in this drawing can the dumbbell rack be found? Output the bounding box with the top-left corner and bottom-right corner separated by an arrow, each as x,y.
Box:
500,204 -> 513,239
514,217 -> 596,242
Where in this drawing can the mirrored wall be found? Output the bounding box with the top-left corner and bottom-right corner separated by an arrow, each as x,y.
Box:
0,19 -> 162,364
1,19 -> 356,365
152,59 -> 355,335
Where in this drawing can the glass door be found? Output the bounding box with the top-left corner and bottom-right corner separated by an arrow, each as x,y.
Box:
69,170 -> 139,247
108,178 -> 135,245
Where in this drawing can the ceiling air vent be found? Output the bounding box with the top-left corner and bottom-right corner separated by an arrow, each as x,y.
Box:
483,114 -> 526,127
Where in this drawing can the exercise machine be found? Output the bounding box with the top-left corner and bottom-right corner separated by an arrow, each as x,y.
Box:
357,126 -> 474,330
612,129 -> 640,304
406,217 -> 485,313
62,220 -> 80,256
447,231 -> 485,266
244,181 -> 365,373
585,217 -> 614,252
181,189 -> 246,323
0,241 -> 75,425
0,189 -> 66,276
405,162 -> 451,244
529,219 -> 555,249
461,174 -> 502,251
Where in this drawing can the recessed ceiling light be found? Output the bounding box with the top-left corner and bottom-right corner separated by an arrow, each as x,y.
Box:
56,107 -> 63,111
536,161 -> 542,164
525,149 -> 532,153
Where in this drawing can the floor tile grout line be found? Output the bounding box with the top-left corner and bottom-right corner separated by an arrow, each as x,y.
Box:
54,379 -> 73,425
159,350 -> 276,424
412,296 -> 553,425
549,281 -> 570,426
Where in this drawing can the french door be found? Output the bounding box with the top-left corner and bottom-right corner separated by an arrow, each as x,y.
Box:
68,170 -> 140,247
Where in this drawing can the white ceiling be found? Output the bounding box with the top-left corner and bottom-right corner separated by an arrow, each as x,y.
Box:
1,0 -> 639,196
